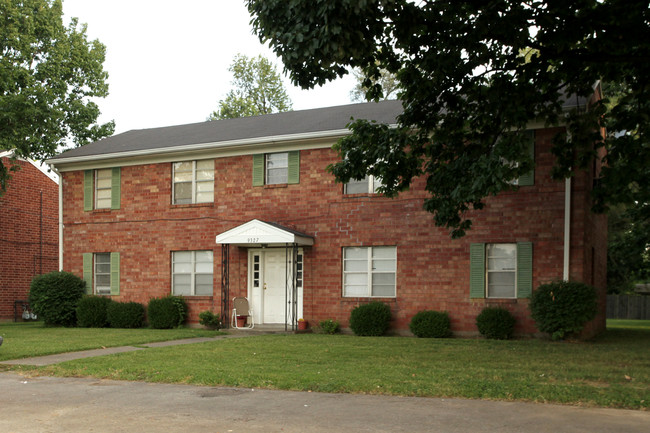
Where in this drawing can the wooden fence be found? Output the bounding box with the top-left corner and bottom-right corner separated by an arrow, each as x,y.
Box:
606,295 -> 650,320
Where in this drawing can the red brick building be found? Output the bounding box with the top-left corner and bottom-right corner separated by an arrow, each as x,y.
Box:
47,99 -> 607,336
0,152 -> 59,321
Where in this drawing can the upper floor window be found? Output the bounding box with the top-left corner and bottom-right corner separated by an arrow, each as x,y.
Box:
252,151 -> 300,186
266,152 -> 288,184
95,169 -> 113,209
343,246 -> 396,297
172,160 -> 214,204
345,175 -> 382,194
84,168 -> 120,211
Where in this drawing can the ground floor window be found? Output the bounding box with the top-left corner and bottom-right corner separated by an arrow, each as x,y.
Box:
172,250 -> 213,296
470,242 -> 532,299
94,253 -> 111,295
83,252 -> 120,296
343,246 -> 396,297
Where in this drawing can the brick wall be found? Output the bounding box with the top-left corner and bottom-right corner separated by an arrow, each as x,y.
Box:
0,157 -> 59,320
60,127 -> 606,336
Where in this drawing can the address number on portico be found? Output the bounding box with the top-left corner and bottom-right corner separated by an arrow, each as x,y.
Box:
248,238 -> 259,243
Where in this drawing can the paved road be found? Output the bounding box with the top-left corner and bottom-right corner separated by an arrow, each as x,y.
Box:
1,371 -> 648,433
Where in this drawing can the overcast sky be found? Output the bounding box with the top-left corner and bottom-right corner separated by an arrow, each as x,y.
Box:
62,0 -> 358,135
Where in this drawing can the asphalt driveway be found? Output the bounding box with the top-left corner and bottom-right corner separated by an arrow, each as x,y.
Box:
1,371 -> 648,433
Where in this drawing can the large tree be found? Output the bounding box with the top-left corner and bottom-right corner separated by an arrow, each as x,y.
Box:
0,0 -> 114,192
209,54 -> 292,120
246,0 -> 649,237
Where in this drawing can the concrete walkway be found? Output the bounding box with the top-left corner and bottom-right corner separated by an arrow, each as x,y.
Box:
0,329 -> 281,366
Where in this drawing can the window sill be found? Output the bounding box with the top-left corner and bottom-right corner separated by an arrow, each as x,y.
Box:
343,193 -> 383,198
263,183 -> 288,189
90,208 -> 112,213
171,202 -> 214,209
484,298 -> 519,304
173,295 -> 213,299
341,297 -> 397,302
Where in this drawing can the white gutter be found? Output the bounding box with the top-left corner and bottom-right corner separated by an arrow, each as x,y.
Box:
49,164 -> 64,271
45,128 -> 360,168
563,177 -> 571,281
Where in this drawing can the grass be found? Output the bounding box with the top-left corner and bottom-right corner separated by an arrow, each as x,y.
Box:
2,320 -> 647,410
0,322 -> 223,362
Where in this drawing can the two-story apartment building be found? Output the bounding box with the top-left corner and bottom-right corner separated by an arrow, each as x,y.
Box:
47,99 -> 607,336
1,152 -> 59,321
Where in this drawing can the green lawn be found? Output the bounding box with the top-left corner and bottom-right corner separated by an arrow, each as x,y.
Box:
0,322 -> 223,361
2,320 -> 647,410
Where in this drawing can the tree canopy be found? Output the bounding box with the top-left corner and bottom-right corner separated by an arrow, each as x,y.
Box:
209,54 -> 292,120
0,0 -> 114,192
246,0 -> 650,237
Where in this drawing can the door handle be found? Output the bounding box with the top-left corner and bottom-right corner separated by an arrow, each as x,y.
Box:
263,283 -> 267,290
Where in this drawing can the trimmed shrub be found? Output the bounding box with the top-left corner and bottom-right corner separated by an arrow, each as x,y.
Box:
76,296 -> 112,328
349,302 -> 391,336
198,311 -> 221,330
318,319 -> 340,334
28,271 -> 86,327
530,280 -> 598,340
147,296 -> 188,329
108,301 -> 145,328
476,307 -> 516,340
409,310 -> 452,338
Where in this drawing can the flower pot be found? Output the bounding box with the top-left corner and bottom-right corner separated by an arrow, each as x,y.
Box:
298,320 -> 308,330
236,315 -> 247,327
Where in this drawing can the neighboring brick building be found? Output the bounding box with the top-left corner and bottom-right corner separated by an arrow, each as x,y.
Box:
47,98 -> 607,336
0,152 -> 59,321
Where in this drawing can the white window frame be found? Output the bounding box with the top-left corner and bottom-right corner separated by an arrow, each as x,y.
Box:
486,243 -> 517,298
265,152 -> 289,185
343,246 -> 396,297
172,160 -> 214,205
95,169 -> 112,209
344,175 -> 382,194
172,250 -> 214,296
94,253 -> 111,295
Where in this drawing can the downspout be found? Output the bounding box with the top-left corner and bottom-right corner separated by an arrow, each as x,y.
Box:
50,164 -> 63,271
563,177 -> 571,281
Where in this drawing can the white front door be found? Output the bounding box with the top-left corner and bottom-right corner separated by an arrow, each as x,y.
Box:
249,249 -> 303,325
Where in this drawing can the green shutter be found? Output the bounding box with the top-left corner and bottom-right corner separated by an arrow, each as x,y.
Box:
111,167 -> 121,210
82,253 -> 93,294
110,252 -> 120,296
516,242 -> 533,298
287,150 -> 300,184
252,154 -> 265,186
518,130 -> 535,186
84,170 -> 93,211
469,243 -> 486,298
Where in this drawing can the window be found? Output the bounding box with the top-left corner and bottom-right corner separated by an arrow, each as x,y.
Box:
172,250 -> 213,296
83,252 -> 120,295
94,253 -> 111,295
343,246 -> 396,297
252,151 -> 300,186
344,175 -> 382,194
172,160 -> 214,204
470,242 -> 532,299
486,244 -> 517,298
84,168 -> 120,211
266,152 -> 288,184
95,169 -> 112,209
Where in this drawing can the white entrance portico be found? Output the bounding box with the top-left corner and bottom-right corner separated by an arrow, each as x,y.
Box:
215,220 -> 313,329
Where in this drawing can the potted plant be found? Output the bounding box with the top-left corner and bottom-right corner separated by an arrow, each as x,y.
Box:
236,315 -> 247,328
298,318 -> 308,330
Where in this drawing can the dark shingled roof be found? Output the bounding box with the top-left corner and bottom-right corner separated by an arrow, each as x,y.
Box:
51,99 -> 404,160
